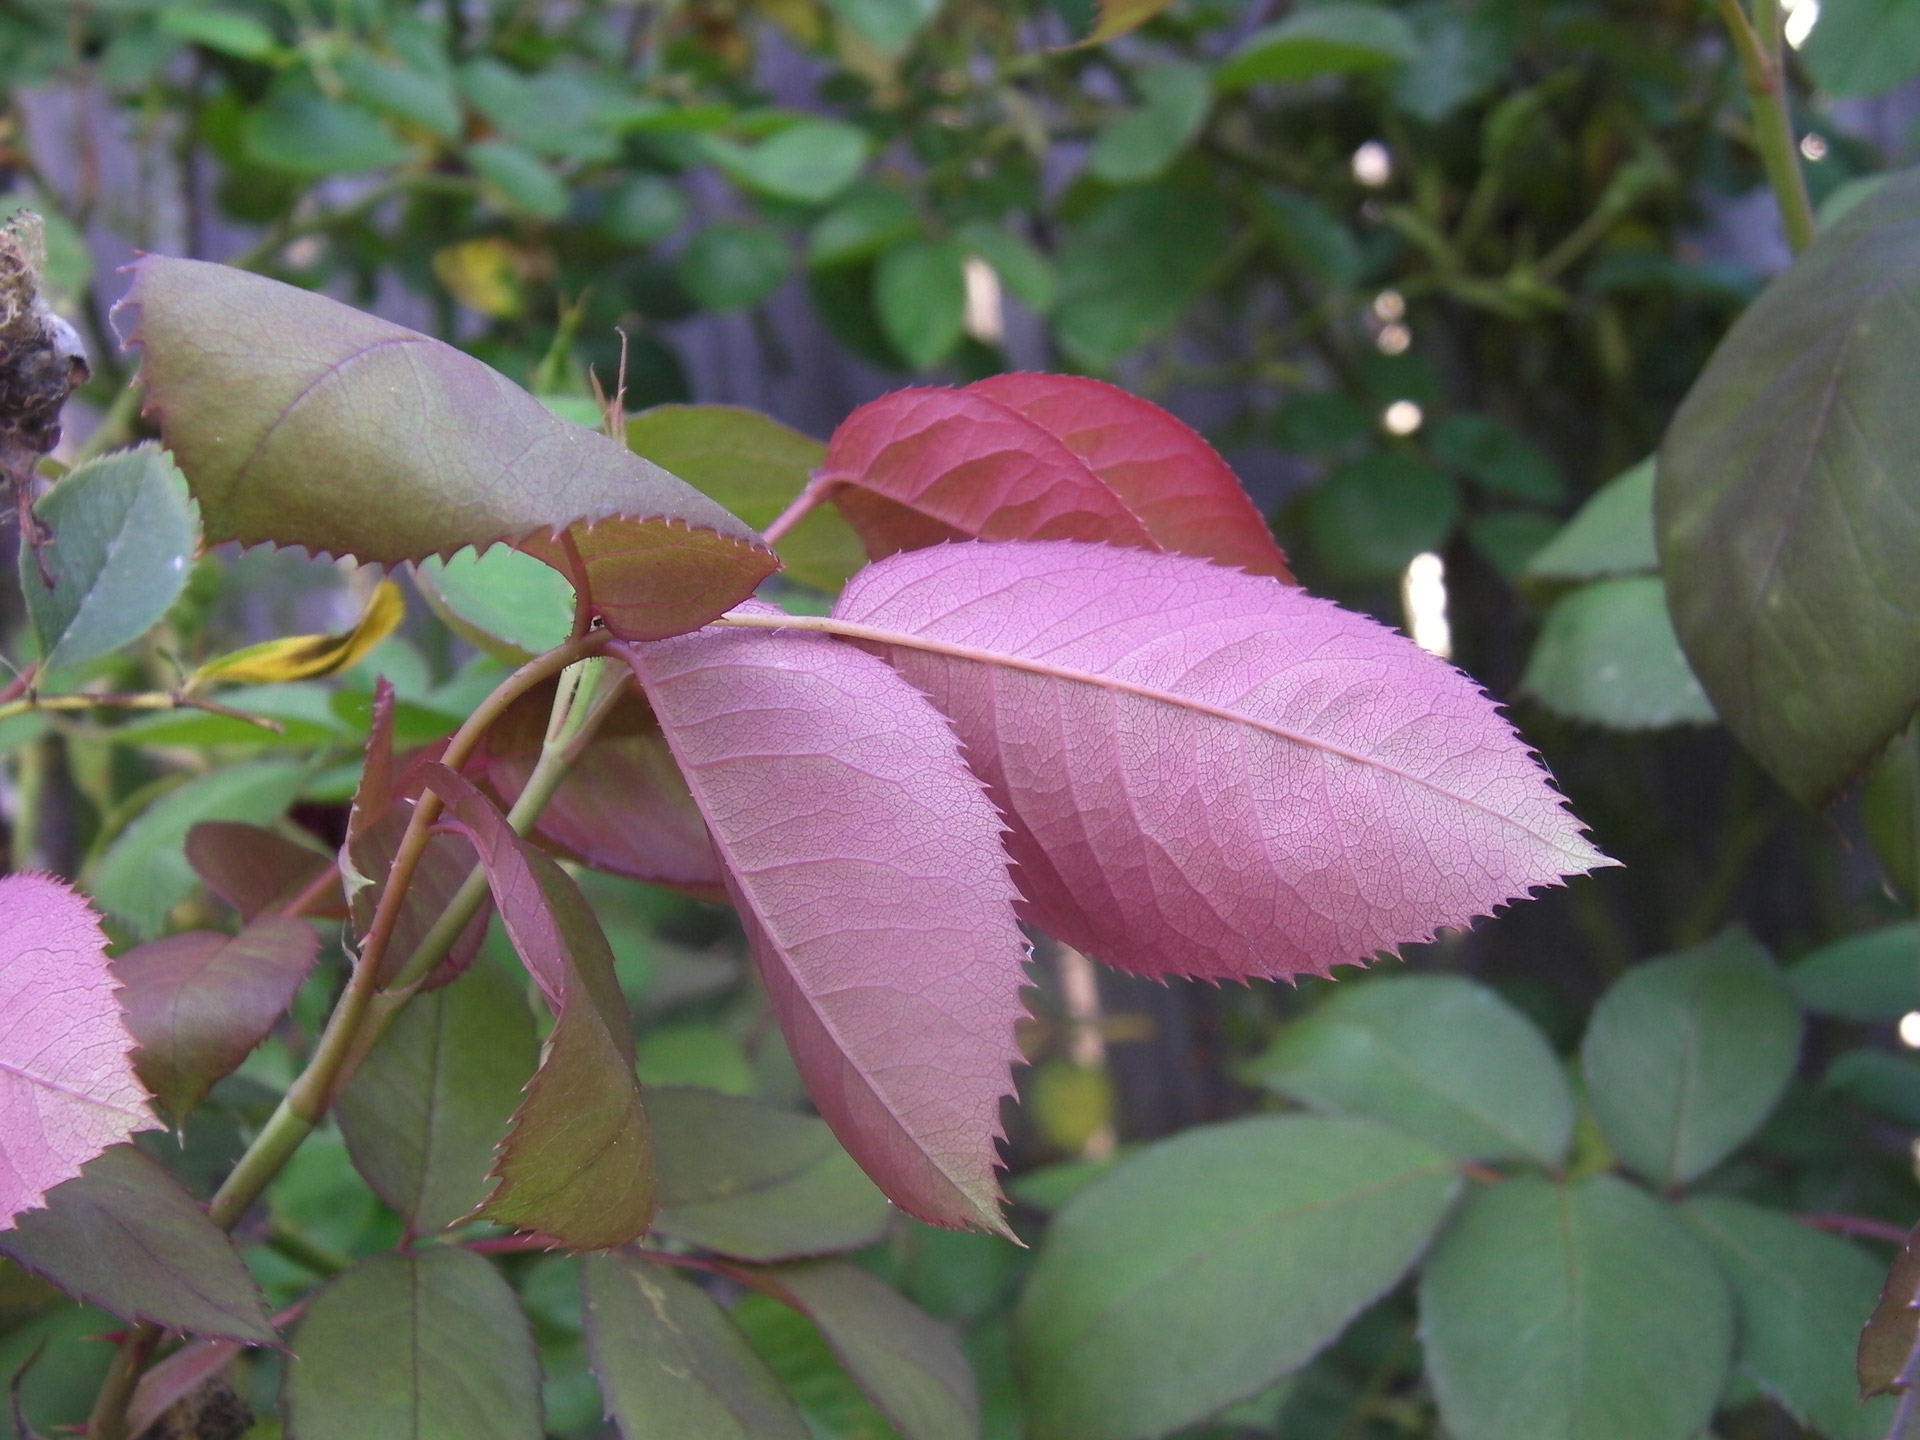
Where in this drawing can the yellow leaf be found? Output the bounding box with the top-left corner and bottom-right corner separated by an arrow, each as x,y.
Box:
193,580 -> 405,687
432,238 -> 526,320
1064,0 -> 1177,48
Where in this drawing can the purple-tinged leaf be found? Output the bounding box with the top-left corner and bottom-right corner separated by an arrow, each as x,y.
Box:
817,387 -> 1157,559
126,1338 -> 244,1438
1859,1220 -> 1920,1398
968,373 -> 1293,580
346,682 -> 488,988
619,613 -> 1028,1234
649,1087 -> 892,1262
0,1145 -> 274,1342
421,767 -> 654,1249
0,874 -> 157,1230
186,821 -> 346,921
477,680 -> 724,898
286,1249 -> 541,1440
833,542 -> 1608,980
117,256 -> 776,640
755,1259 -> 977,1440
582,1253 -> 809,1440
111,917 -> 320,1123
336,958 -> 537,1233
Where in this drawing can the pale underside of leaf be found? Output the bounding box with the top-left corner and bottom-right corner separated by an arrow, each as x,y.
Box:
818,542 -> 1608,980
618,613 -> 1029,1234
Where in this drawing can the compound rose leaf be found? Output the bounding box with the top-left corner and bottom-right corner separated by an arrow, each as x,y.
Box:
112,917 -> 321,1123
117,256 -> 776,640
816,387 -> 1156,560
833,542 -> 1608,981
0,874 -> 157,1230
968,373 -> 1292,579
618,609 -> 1028,1234
420,767 -> 653,1249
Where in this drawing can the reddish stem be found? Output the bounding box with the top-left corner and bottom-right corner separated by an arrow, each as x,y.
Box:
1797,1211 -> 1912,1246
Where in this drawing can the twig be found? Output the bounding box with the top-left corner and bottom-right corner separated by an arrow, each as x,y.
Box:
1712,0 -> 1816,253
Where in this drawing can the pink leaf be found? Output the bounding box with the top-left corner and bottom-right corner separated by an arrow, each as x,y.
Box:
420,767 -> 654,1249
477,680 -> 724,898
967,373 -> 1294,580
345,681 -> 488,989
832,542 -> 1610,981
817,388 -> 1157,560
617,609 -> 1028,1234
0,874 -> 157,1229
112,918 -> 321,1122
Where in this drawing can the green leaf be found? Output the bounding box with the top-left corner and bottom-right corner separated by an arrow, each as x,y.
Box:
1428,415 -> 1564,503
123,257 -> 774,642
336,50 -> 461,138
732,1291 -> 901,1439
1303,452 -> 1459,581
466,139 -> 568,219
1419,1175 -> 1732,1440
763,1259 -> 977,1440
286,1249 -> 542,1440
91,760 -> 307,937
648,1088 -> 892,1262
415,548 -> 576,662
1579,928 -> 1804,1187
426,770 -> 654,1248
1657,168 -> 1920,803
678,224 -> 792,312
24,445 -> 198,672
953,221 -> 1056,314
1801,0 -> 1920,97
822,0 -> 941,53
1015,1115 -> 1460,1440
1823,1048 -> 1920,1126
1246,976 -> 1573,1167
1259,189 -> 1363,291
625,404 -> 864,591
1787,923 -> 1920,1020
243,92 -> 408,175
1088,63 -> 1211,186
1064,0 -> 1180,46
1391,2 -> 1513,121
875,239 -> 967,369
605,175 -> 689,244
110,683 -> 345,749
1520,576 -> 1716,729
583,1254 -> 809,1440
1218,3 -> 1420,89
812,187 -> 922,269
1522,458 -> 1656,580
1053,179 -> 1230,368
336,961 -> 538,1233
156,8 -> 277,59
710,120 -> 869,205
1680,1196 -> 1896,1439
0,1145 -> 275,1342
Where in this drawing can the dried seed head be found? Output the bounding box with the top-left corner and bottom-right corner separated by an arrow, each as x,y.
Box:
0,210 -> 89,457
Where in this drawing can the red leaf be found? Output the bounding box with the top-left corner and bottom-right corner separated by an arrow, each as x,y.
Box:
818,388 -> 1157,560
618,609 -> 1028,1234
186,822 -> 345,921
127,1339 -> 246,1438
345,681 -> 488,989
968,373 -> 1293,579
112,918 -> 320,1122
0,874 -> 156,1229
117,257 -> 776,640
476,680 -> 724,898
0,1145 -> 275,1342
831,542 -> 1609,980
420,767 -> 654,1249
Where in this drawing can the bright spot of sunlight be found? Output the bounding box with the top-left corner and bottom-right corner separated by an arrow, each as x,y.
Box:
1800,132 -> 1829,161
1900,1011 -> 1920,1048
1383,399 -> 1423,435
1352,141 -> 1393,187
1785,0 -> 1820,49
963,256 -> 1003,344
1402,552 -> 1452,658
1377,323 -> 1412,355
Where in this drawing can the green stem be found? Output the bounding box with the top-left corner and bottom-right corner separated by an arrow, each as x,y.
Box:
83,1323 -> 158,1440
1713,0 -> 1816,254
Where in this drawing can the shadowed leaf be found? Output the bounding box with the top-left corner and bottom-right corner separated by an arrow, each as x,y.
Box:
422,768 -> 654,1249
1860,1220 -> 1920,1397
0,874 -> 156,1229
286,1249 -> 541,1440
111,917 -> 319,1122
0,1145 -> 273,1342
583,1254 -> 808,1440
186,821 -> 345,921
618,609 -> 1028,1234
834,542 -> 1607,980
119,256 -> 775,640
